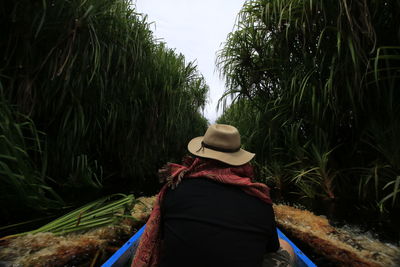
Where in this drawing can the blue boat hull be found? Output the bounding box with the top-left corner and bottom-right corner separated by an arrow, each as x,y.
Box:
102,225 -> 316,267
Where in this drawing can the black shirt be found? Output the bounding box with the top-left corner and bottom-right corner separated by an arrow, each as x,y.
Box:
160,178 -> 280,267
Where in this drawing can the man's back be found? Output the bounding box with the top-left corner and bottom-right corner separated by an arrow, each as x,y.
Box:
160,178 -> 279,267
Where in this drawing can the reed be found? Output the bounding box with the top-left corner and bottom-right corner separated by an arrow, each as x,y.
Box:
0,0 -> 208,227
0,99 -> 63,223
217,0 -> 400,212
2,194 -> 134,238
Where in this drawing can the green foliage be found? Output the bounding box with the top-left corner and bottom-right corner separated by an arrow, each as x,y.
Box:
0,0 -> 208,227
218,0 -> 400,211
0,99 -> 63,222
5,194 -> 134,238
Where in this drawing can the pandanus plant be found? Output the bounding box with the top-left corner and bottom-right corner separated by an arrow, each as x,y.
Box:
217,0 -> 400,211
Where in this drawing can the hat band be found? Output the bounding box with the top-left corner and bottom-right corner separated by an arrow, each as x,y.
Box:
201,141 -> 241,153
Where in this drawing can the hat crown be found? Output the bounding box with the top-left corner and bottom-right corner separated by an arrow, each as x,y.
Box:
187,124 -> 254,166
203,124 -> 241,150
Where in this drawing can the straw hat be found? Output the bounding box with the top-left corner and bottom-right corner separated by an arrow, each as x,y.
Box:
188,124 -> 255,166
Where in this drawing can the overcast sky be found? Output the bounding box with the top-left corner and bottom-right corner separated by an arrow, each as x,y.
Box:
134,0 -> 245,123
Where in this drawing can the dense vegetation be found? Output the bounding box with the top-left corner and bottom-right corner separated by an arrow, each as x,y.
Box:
0,0 -> 208,227
217,0 -> 400,214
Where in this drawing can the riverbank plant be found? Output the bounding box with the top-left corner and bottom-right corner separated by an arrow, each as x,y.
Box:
0,0 -> 208,228
217,0 -> 400,212
1,194 -> 134,239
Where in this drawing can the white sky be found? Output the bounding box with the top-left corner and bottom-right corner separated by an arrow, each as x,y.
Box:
134,0 -> 245,123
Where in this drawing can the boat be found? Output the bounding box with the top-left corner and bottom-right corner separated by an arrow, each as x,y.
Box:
102,224 -> 316,267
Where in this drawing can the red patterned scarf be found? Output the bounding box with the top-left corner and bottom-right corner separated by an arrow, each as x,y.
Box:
131,157 -> 272,267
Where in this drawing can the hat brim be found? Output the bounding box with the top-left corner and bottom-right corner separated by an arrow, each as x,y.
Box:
187,136 -> 255,166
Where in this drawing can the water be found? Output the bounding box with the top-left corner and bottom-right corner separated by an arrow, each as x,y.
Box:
276,198 -> 400,266
307,198 -> 400,245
